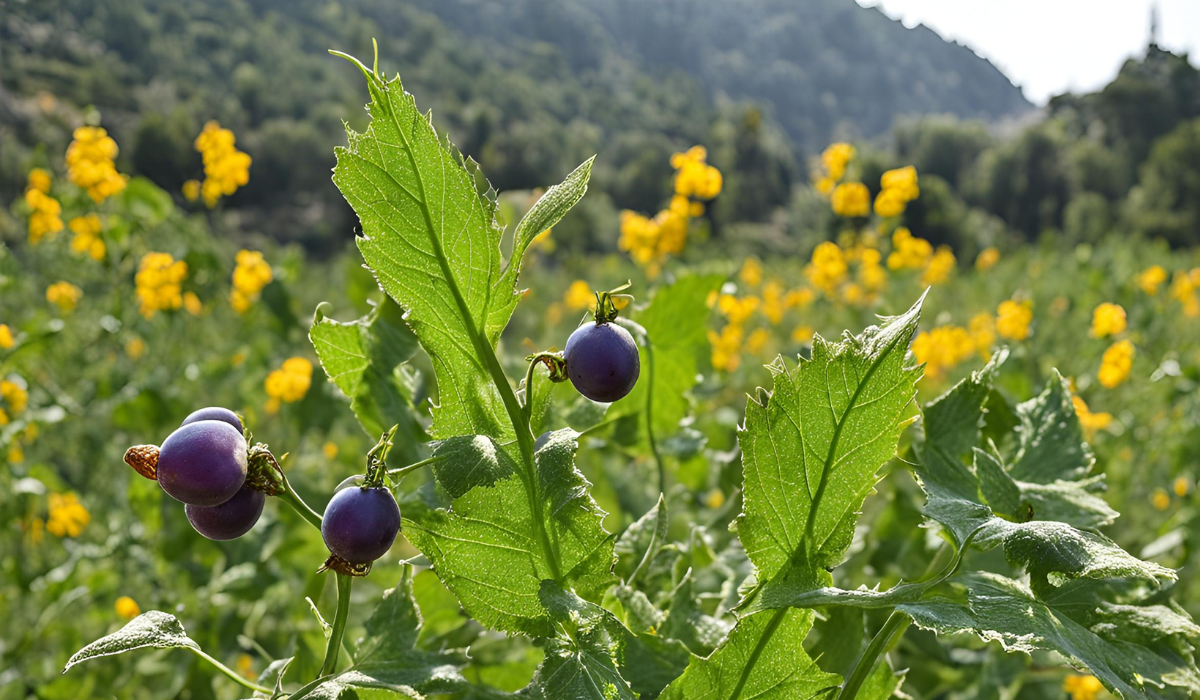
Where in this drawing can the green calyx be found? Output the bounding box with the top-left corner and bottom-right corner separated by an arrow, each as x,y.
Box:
362,425 -> 398,488
592,282 -> 633,324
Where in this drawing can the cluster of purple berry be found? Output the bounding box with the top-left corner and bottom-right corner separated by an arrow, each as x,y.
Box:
157,407 -> 264,541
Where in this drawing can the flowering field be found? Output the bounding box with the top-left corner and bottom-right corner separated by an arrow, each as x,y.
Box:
4,48 -> 1200,700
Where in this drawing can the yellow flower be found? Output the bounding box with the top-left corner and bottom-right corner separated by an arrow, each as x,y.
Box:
46,281 -> 82,312
563,280 -> 595,312
25,188 -> 64,244
230,250 -> 272,313
68,214 -> 106,261
792,325 -> 815,343
1152,488 -> 1171,511
65,126 -> 127,202
1090,303 -> 1127,338
708,324 -> 744,372
237,653 -> 256,680
746,328 -> 770,354
886,228 -> 933,271
704,488 -> 726,509
784,288 -> 816,309
0,324 -> 14,349
880,165 -> 920,202
920,246 -> 956,286
805,242 -> 848,295
1173,477 -> 1189,497
968,313 -> 996,359
820,143 -> 856,181
182,179 -> 201,202
671,145 -> 722,200
194,122 -> 252,207
872,187 -> 907,218
135,253 -> 188,318
28,168 -> 52,194
265,357 -> 313,404
323,442 -> 339,459
996,299 -> 1033,341
1,379 -> 29,414
831,182 -> 870,217
717,294 -> 760,325
975,247 -> 1000,271
1063,675 -> 1104,700
115,596 -> 141,619
814,176 -> 835,196
183,291 -> 202,316
761,282 -> 786,324
1098,340 -> 1134,389
47,492 -> 90,537
125,337 -> 146,360
1072,395 -> 1112,435
739,258 -> 763,288
1136,265 -> 1168,296
912,325 -> 975,380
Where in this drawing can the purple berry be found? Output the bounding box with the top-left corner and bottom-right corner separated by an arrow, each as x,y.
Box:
157,420 -> 248,506
185,486 -> 265,540
563,322 -> 640,403
321,487 -> 401,564
181,407 -> 243,434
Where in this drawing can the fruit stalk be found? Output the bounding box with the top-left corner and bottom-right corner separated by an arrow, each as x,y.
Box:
320,573 -> 353,676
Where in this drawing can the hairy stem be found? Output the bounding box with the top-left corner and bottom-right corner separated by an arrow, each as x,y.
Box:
320,574 -> 353,676
834,610 -> 910,700
190,648 -> 272,695
277,475 -> 323,530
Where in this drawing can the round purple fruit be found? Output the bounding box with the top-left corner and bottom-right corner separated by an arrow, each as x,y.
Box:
563,321 -> 640,403
321,486 -> 401,564
181,406 -> 244,434
157,420 -> 248,507
185,486 -> 265,540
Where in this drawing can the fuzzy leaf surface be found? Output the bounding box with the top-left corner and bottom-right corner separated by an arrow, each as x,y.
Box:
64,611 -> 199,672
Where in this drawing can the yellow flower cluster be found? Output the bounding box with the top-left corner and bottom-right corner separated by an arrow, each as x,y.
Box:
0,324 -> 14,349
46,281 -> 82,312
1136,265 -> 1167,296
115,596 -> 141,619
996,299 -> 1033,341
920,246 -> 957,286
873,166 -> 920,218
47,493 -> 90,538
911,313 -> 995,381
25,170 -> 64,244
68,214 -> 106,261
1168,268 -> 1200,318
708,260 -> 823,371
1153,488 -> 1171,511
1098,339 -> 1134,389
0,376 -> 29,427
1071,395 -> 1113,435
887,228 -> 932,270
563,280 -> 595,311
814,142 -> 855,195
135,253 -> 188,318
1063,675 -> 1104,700
230,250 -> 273,313
671,146 -> 723,200
619,147 -> 721,278
831,182 -> 870,217
1090,303 -> 1126,338
194,121 -> 252,207
66,126 -> 127,202
975,247 -> 1001,271
806,242 -> 849,294
265,357 -> 313,412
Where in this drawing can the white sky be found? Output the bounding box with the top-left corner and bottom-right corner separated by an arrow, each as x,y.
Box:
856,0 -> 1200,104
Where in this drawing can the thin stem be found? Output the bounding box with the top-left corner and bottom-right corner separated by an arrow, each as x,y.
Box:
521,357 -> 540,427
190,648 -> 272,695
386,454 -> 447,480
277,475 -> 323,530
834,610 -> 910,700
320,574 -> 353,676
643,333 -> 665,495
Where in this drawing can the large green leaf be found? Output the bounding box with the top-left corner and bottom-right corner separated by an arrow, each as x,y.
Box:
293,566 -> 470,700
403,429 -> 615,636
660,608 -> 840,700
663,297 -> 925,700
310,297 -> 425,463
332,55 -> 591,440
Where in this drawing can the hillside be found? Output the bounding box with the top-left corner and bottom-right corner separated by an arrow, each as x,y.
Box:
1,0 -> 1028,250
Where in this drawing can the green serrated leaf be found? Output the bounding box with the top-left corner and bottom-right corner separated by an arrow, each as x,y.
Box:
660,608 -> 841,700
293,565 -> 470,700
333,61 -> 590,440
404,429 -> 615,636
64,611 -> 199,672
310,297 -> 425,463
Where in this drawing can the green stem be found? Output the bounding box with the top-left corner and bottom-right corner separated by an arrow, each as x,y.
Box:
320,574 -> 353,676
834,610 -> 910,700
386,454 -> 447,480
189,648 -> 272,695
277,475 -> 323,530
643,332 -> 665,495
